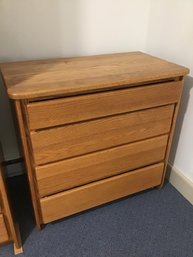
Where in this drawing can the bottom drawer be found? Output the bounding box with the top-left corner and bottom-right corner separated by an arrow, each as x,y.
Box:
0,214 -> 9,244
40,163 -> 164,223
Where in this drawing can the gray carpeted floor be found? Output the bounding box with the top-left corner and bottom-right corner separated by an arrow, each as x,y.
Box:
1,175 -> 193,257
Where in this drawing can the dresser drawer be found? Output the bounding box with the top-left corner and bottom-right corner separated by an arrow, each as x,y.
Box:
0,214 -> 9,244
36,135 -> 168,197
31,105 -> 174,165
40,163 -> 164,223
27,81 -> 182,130
0,164 -> 23,253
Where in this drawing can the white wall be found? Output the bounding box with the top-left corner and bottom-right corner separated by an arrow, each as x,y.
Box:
0,0 -> 151,160
0,0 -> 150,62
146,0 -> 193,182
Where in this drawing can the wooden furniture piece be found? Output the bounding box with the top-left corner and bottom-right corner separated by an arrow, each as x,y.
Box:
0,147 -> 23,254
0,52 -> 189,228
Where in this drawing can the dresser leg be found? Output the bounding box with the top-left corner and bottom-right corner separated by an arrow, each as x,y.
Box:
158,183 -> 164,189
13,224 -> 23,255
36,223 -> 41,230
14,100 -> 42,229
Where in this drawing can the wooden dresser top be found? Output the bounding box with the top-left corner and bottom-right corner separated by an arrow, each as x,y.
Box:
0,52 -> 189,100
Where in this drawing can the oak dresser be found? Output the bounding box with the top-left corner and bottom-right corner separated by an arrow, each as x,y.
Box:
0,52 -> 189,228
0,145 -> 23,254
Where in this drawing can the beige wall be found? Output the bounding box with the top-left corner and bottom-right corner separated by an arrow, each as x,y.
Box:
0,0 -> 150,160
1,0 -> 193,184
147,0 -> 193,182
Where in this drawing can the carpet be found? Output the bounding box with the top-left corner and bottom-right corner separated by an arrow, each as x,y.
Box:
1,175 -> 193,257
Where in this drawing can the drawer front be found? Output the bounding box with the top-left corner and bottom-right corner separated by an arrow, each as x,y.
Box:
0,214 -> 9,243
31,105 -> 174,165
40,163 -> 164,223
27,81 -> 182,130
36,135 -> 168,197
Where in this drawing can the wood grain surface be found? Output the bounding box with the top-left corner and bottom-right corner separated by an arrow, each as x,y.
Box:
14,101 -> 42,229
0,214 -> 9,243
31,105 -> 173,165
1,52 -> 188,227
40,163 -> 164,223
27,81 -> 181,130
0,52 -> 189,99
0,194 -> 2,212
0,153 -> 23,252
36,135 -> 168,197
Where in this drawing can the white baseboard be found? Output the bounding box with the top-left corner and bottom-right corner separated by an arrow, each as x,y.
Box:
166,163 -> 193,205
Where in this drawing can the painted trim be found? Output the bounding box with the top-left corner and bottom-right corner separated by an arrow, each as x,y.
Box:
166,163 -> 193,205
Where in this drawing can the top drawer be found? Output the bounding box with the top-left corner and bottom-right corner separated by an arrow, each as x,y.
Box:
27,81 -> 182,130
